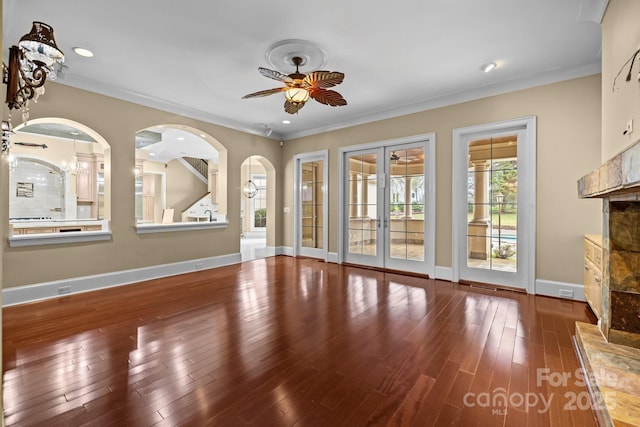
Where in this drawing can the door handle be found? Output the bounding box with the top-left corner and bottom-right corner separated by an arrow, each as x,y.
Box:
384,218 -> 389,228
377,217 -> 381,228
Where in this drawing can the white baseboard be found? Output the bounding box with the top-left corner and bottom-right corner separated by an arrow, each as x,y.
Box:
276,247 -> 336,262
535,279 -> 585,301
3,253 -> 242,307
275,246 -> 289,256
280,246 -> 294,256
435,266 -> 453,281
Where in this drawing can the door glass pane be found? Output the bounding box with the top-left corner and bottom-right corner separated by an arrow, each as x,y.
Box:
301,160 -> 323,248
467,135 -> 518,272
388,147 -> 424,261
348,154 -> 377,256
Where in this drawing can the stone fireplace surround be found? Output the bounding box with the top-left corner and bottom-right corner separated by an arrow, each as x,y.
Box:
578,138 -> 640,346
576,138 -> 640,426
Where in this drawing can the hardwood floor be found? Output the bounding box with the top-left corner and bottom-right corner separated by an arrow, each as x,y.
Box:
3,256 -> 597,426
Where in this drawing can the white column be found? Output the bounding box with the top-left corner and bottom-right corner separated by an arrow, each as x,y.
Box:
350,173 -> 358,218
468,160 -> 490,260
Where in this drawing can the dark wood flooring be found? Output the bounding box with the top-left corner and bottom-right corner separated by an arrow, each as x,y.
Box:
3,256 -> 598,426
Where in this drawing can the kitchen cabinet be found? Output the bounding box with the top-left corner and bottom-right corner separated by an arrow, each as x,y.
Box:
11,224 -> 104,235
95,154 -> 105,219
76,153 -> 96,203
584,234 -> 602,319
143,174 -> 155,221
21,227 -> 56,234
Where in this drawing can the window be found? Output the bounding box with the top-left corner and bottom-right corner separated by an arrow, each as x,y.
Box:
134,125 -> 228,234
7,119 -> 111,247
251,174 -> 267,230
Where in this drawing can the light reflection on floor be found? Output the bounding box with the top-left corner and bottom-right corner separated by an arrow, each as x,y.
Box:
241,231 -> 267,261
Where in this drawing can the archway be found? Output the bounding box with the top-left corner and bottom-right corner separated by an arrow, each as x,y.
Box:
240,155 -> 276,261
133,124 -> 228,225
8,118 -> 111,229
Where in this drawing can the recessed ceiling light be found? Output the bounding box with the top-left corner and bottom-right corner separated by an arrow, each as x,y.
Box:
73,47 -> 94,58
177,137 -> 185,141
480,62 -> 497,73
282,120 -> 291,124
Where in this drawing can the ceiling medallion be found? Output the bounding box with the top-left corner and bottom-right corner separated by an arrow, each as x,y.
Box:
265,39 -> 327,73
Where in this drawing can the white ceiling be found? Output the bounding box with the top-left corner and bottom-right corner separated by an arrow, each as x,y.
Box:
2,0 -> 607,141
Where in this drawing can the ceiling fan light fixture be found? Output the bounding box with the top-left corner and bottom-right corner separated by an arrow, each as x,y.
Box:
285,87 -> 309,103
243,44 -> 346,115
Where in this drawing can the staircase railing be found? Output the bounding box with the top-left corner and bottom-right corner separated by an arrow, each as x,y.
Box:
182,157 -> 208,181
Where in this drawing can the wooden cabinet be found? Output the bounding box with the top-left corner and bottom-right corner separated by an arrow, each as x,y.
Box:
22,227 -> 56,234
11,224 -> 104,235
584,234 -> 603,319
142,174 -> 155,221
76,153 -> 96,203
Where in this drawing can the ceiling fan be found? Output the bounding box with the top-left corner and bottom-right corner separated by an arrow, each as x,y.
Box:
242,56 -> 347,114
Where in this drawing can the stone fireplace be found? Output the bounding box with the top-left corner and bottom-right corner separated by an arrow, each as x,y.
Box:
578,139 -> 640,348
576,138 -> 640,426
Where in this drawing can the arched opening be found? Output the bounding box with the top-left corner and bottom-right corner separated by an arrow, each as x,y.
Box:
134,124 -> 227,226
240,155 -> 275,261
7,118 -> 111,237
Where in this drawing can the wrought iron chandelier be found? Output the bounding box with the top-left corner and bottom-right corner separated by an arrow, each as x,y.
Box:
2,22 -> 65,156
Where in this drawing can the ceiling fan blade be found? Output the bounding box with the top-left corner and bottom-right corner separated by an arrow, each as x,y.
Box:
304,71 -> 345,88
242,87 -> 285,99
309,88 -> 348,107
259,67 -> 293,83
284,100 -> 305,114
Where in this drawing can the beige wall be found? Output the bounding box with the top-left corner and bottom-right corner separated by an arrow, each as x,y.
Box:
165,159 -> 208,222
601,0 -> 640,160
0,48 -> 604,289
1,82 -> 284,288
282,75 -> 603,284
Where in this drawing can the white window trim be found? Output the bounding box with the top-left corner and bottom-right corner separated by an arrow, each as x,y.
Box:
451,116 -> 537,293
293,150 -> 329,261
337,133 -> 436,278
136,221 -> 228,234
8,231 -> 112,247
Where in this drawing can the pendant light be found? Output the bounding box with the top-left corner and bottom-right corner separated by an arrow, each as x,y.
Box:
60,131 -> 87,174
242,156 -> 258,198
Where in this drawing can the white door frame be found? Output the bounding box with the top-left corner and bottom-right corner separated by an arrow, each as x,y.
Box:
338,133 -> 436,277
293,150 -> 329,261
452,116 -> 536,293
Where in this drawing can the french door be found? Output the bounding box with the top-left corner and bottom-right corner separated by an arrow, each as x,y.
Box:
294,150 -> 328,260
340,137 -> 435,276
453,117 -> 536,292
